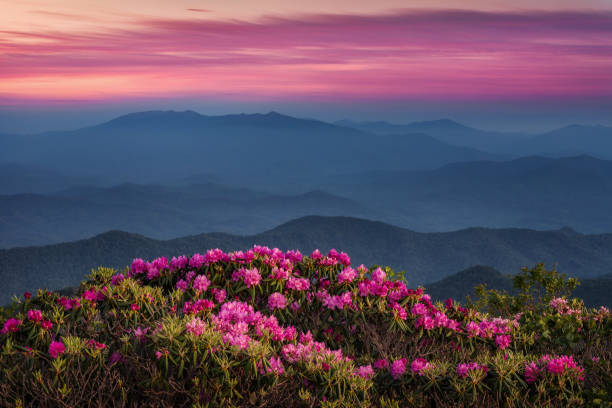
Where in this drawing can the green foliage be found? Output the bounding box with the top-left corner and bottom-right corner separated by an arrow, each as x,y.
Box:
0,253 -> 610,407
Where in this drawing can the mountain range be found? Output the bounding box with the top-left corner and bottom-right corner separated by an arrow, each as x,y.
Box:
2,215 -> 612,304
0,183 -> 376,248
337,118 -> 612,159
0,111 -> 503,189
4,154 -> 612,248
322,155 -> 612,233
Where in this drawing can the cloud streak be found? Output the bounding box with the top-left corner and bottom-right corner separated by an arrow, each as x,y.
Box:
1,9 -> 611,103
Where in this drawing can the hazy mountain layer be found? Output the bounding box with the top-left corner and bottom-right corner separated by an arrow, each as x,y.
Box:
321,155 -> 612,233
0,111 -> 501,187
2,216 -> 612,304
0,183 -> 376,248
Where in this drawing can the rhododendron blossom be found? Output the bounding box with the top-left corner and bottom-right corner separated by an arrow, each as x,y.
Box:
268,292 -> 287,310
411,358 -> 433,375
49,341 -> 65,359
27,309 -> 43,322
186,317 -> 206,336
1,318 -> 21,334
390,358 -> 407,379
192,275 -> 211,292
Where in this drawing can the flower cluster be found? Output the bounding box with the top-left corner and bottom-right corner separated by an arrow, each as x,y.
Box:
525,355 -> 585,383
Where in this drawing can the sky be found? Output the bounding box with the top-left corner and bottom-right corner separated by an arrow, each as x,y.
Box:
1,0 -> 612,133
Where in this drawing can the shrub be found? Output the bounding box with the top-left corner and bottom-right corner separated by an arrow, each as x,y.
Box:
0,250 -> 610,407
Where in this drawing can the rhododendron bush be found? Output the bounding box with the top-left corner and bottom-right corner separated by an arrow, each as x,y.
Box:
0,247 -> 610,407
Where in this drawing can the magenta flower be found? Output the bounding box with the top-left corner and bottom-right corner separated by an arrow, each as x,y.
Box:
27,309 -> 43,323
411,358 -> 433,376
338,267 -> 357,284
130,303 -> 140,311
371,268 -> 386,285
411,302 -> 428,316
1,318 -> 21,334
188,253 -> 206,269
374,359 -> 389,370
192,275 -> 211,292
268,292 -> 287,310
49,341 -> 65,359
457,362 -> 488,379
111,273 -> 125,286
41,320 -> 53,330
355,364 -> 374,379
241,268 -> 262,287
524,362 -> 541,383
176,279 -> 189,291
212,288 -> 226,304
186,317 -> 206,336
495,334 -> 511,350
267,356 -> 285,375
392,303 -> 407,320
130,258 -> 147,276
133,326 -> 149,343
390,358 -> 407,379
286,277 -> 309,291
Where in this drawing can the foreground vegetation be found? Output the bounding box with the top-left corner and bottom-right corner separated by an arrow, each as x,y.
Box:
0,247 -> 610,407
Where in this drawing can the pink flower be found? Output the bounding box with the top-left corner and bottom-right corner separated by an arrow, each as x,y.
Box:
495,334 -> 511,350
338,267 -> 357,284
189,253 -> 206,269
1,318 -> 21,334
130,303 -> 140,311
130,258 -> 147,276
27,309 -> 43,322
371,268 -> 386,285
411,303 -> 428,316
49,341 -> 65,359
186,317 -> 206,336
457,362 -> 488,379
133,326 -> 149,343
242,268 -> 262,287
390,358 -> 407,379
374,359 -> 389,370
286,277 -> 309,291
41,320 -> 53,330
111,273 -> 124,286
193,275 -> 211,292
211,288 -> 226,303
415,316 -> 434,330
392,303 -> 407,320
268,292 -> 287,310
524,362 -> 541,383
411,358 -> 433,375
267,356 -> 285,375
176,279 -> 189,291
355,364 -> 374,379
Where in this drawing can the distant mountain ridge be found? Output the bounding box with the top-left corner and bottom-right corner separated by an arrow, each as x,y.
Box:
321,155 -> 612,233
2,215 -> 612,304
0,110 -> 502,188
334,118 -> 526,151
336,119 -> 612,159
0,183 -> 378,248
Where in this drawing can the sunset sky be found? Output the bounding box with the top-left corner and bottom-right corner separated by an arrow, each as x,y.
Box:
1,0 -> 612,132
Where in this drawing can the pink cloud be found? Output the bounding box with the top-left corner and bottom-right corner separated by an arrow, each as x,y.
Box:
1,9 -> 611,103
